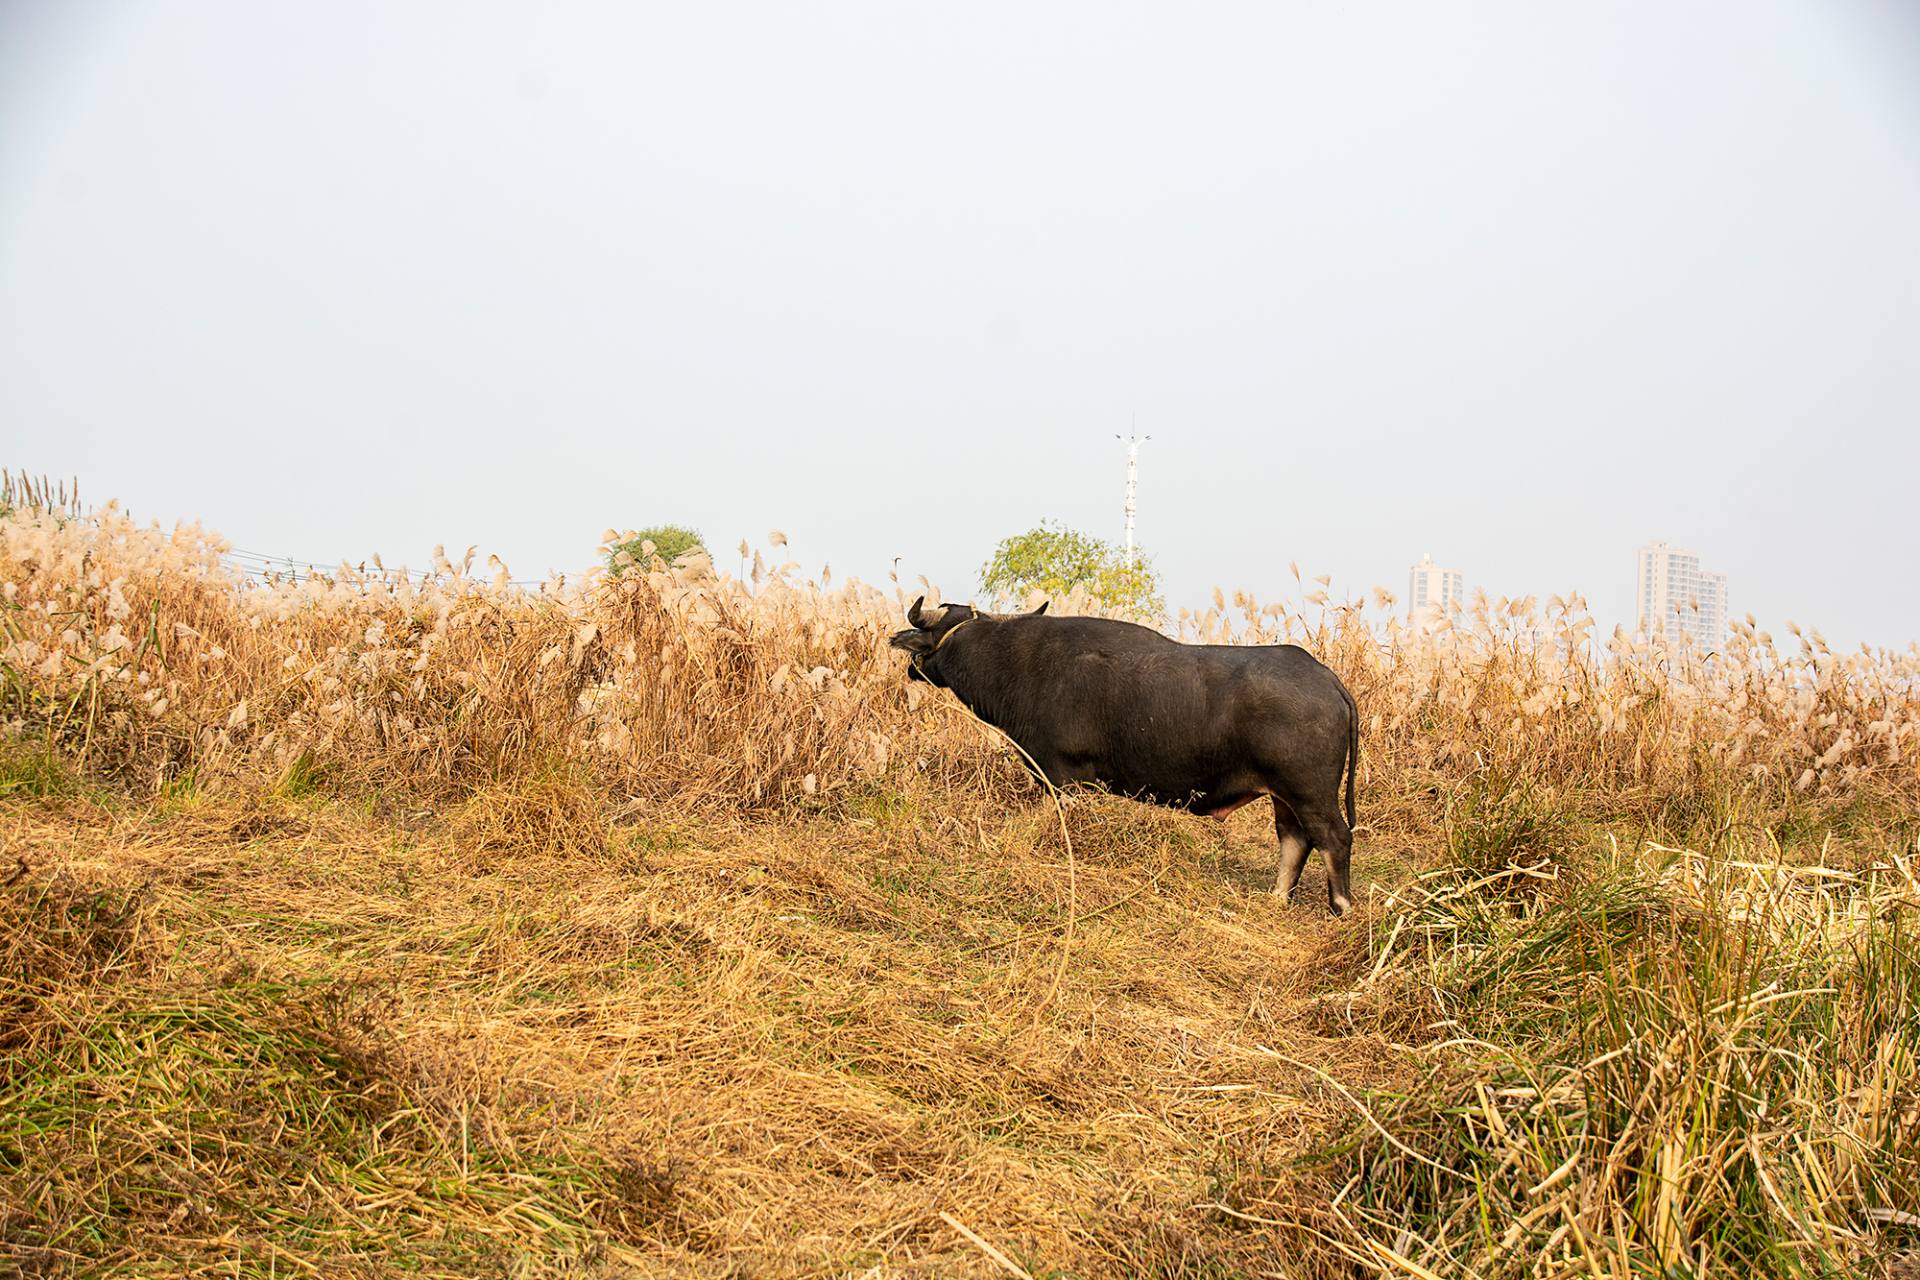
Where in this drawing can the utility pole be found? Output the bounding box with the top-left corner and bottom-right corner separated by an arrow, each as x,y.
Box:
1116,433 -> 1148,567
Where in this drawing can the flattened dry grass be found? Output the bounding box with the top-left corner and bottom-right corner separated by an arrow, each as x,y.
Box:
1,774 -> 1400,1277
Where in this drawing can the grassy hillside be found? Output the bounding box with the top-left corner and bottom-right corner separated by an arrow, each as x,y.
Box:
2,487 -> 1916,1276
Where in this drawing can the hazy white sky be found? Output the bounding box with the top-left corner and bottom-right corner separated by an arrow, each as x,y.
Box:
4,2 -> 1918,647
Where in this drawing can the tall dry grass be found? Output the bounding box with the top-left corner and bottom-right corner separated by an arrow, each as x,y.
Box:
0,495 -> 1005,808
4,492 -> 1914,831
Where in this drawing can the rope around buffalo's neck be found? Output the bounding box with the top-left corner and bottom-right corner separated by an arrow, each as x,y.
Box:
930,614 -> 978,652
910,614 -> 979,681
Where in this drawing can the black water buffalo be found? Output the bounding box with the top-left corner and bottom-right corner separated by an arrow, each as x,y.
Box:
891,597 -> 1360,914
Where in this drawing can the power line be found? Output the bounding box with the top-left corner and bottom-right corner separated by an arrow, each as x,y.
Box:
216,548 -> 553,589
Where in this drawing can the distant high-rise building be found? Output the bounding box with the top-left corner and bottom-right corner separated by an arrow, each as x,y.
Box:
1408,554 -> 1464,624
1636,541 -> 1727,650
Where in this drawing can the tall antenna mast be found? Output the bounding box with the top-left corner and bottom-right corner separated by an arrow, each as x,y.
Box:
1116,433 -> 1149,567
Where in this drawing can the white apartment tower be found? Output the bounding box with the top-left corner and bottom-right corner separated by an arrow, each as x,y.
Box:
1408,554 -> 1464,624
1636,541 -> 1727,650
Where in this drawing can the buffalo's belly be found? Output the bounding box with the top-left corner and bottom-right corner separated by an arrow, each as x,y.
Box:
1056,714 -> 1225,804
1086,759 -> 1254,812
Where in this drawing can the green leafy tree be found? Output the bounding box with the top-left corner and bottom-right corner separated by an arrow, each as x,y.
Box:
609,524 -> 705,574
979,520 -> 1164,619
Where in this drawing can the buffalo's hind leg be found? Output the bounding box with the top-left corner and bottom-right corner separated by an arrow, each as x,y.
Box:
1272,799 -> 1312,900
1296,801 -> 1354,916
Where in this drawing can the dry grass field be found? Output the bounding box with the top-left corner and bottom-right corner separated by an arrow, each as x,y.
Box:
3,478 -> 1917,1277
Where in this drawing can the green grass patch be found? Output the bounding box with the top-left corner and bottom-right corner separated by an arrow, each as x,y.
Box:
0,741 -> 75,800
275,749 -> 330,801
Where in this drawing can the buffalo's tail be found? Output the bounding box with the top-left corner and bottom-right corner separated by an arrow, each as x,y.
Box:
1339,681 -> 1358,830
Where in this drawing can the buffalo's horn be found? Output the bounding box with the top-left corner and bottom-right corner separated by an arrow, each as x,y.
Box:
908,596 -> 947,630
1029,600 -> 1049,616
